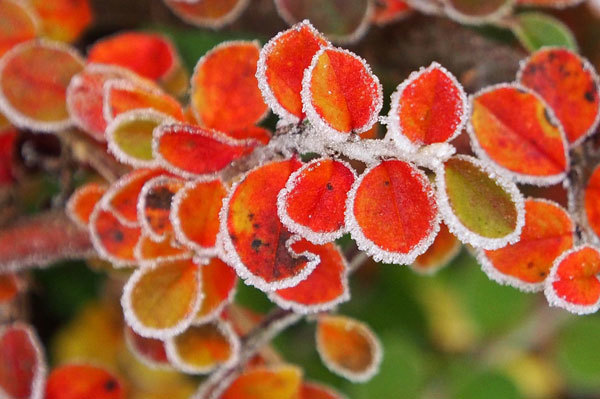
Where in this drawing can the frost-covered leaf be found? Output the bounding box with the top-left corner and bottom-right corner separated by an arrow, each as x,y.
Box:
585,164 -> 600,240
195,257 -> 237,324
0,323 -> 46,399
278,158 -> 356,244
0,273 -> 19,303
388,62 -> 467,149
518,47 -> 599,146
88,31 -> 180,82
124,326 -> 171,369
274,0 -> 372,44
226,126 -> 271,145
45,364 -> 124,399
153,123 -> 260,179
478,198 -> 574,292
122,257 -> 203,338
301,47 -> 382,138
512,12 -> 577,52
163,0 -> 249,29
30,0 -> 92,43
435,155 -> 525,250
191,41 -> 267,132
165,320 -> 240,374
0,0 -> 38,57
468,84 -> 569,185
372,0 -> 412,26
300,382 -> 348,399
221,158 -> 321,291
257,21 -> 329,122
316,315 -> 382,382
89,205 -> 142,266
411,223 -> 461,274
138,175 -> 184,241
67,182 -> 107,229
270,240 -> 349,313
107,109 -> 174,168
544,246 -> 600,315
171,179 -> 226,256
346,159 -> 439,264
134,233 -> 190,265
220,365 -> 303,399
443,0 -> 514,24
0,39 -> 84,132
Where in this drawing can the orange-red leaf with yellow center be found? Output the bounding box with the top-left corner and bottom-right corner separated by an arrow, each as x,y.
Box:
303,47 -> 382,136
45,364 -> 124,399
519,48 -> 600,145
258,21 -> 329,121
88,32 -> 178,81
482,199 -> 574,291
154,124 -> 260,178
316,315 -> 381,382
224,158 -> 319,291
31,0 -> 92,43
91,207 -> 141,264
221,365 -> 303,399
196,258 -> 237,322
191,41 -> 267,132
67,182 -> 107,228
469,85 -> 568,183
0,0 -> 38,57
412,223 -> 461,274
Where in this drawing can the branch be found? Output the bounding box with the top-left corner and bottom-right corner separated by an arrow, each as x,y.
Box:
0,210 -> 93,273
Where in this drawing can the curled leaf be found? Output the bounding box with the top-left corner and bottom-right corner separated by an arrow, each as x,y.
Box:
316,315 -> 382,382
0,39 -> 84,132
468,83 -> 569,185
278,158 -> 356,244
478,198 -> 574,292
45,364 -> 124,399
346,159 -> 439,264
67,182 -> 108,229
163,0 -> 249,29
435,155 -> 525,250
122,257 -> 203,338
301,47 -> 383,138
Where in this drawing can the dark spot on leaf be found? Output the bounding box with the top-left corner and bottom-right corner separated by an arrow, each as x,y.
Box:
585,89 -> 596,103
384,180 -> 390,186
111,230 -> 124,242
253,223 -> 260,228
251,239 -> 263,251
248,213 -> 254,220
104,378 -> 118,392
326,183 -> 333,190
146,187 -> 174,210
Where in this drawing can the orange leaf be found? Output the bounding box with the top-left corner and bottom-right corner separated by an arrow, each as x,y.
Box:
191,41 -> 267,132
153,123 -> 260,179
30,0 -> 92,43
316,315 -> 382,382
67,182 -> 107,229
221,365 -> 303,399
412,223 -> 461,274
226,125 -> 271,145
468,84 -> 569,185
89,207 -> 142,266
124,326 -> 170,369
122,257 -> 202,338
138,176 -> 184,241
45,364 -> 124,399
165,320 -> 240,374
222,158 -> 321,291
278,158 -> 356,244
300,382 -> 346,399
257,21 -> 329,122
302,47 -> 382,137
172,179 -> 227,256
388,62 -> 467,148
0,39 -> 84,132
163,0 -> 249,29
479,199 -> 574,291
88,32 -> 179,81
372,0 -> 411,26
0,323 -> 45,399
0,0 -> 38,57
585,164 -> 600,240
347,159 -> 439,264
196,257 -> 238,323
134,233 -> 190,265
518,47 -> 600,146
0,273 -> 19,303
271,240 -> 349,313
545,246 -> 600,314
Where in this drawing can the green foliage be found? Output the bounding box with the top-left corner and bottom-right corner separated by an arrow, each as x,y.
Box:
512,12 -> 577,52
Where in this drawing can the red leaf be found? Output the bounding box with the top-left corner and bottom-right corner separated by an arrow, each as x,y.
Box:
271,239 -> 349,313
138,176 -> 184,241
90,206 -> 141,266
347,160 -> 439,264
545,246 -> 600,314
372,0 -> 411,26
67,182 -> 108,229
300,382 -> 347,399
45,364 -> 124,399
518,48 -> 600,146
257,21 -> 329,122
388,62 -> 467,148
153,123 -> 260,179
302,47 -> 382,137
278,158 -> 356,244
30,0 -> 92,43
190,41 -> 267,132
0,323 -> 45,399
220,365 -> 303,399
196,257 -> 238,323
125,326 -> 170,369
226,126 -> 271,145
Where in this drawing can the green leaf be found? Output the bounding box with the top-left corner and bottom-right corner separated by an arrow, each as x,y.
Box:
556,317 -> 600,391
453,370 -> 520,399
512,12 -> 577,53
